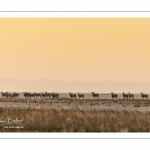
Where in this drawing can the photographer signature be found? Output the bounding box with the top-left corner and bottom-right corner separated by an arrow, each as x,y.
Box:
0,118 -> 23,125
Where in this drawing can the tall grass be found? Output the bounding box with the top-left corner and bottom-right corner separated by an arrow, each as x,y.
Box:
0,106 -> 150,132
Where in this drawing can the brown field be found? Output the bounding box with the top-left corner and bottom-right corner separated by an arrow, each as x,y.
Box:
0,98 -> 150,132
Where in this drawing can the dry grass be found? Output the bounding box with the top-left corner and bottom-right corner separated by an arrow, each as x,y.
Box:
0,106 -> 150,132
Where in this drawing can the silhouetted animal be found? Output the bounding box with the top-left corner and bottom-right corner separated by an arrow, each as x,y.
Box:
78,93 -> 84,99
23,92 -> 29,99
51,92 -> 59,99
1,92 -> 8,98
91,92 -> 99,99
141,92 -> 148,99
34,93 -> 41,98
28,93 -> 35,99
4,92 -> 12,98
11,92 -> 19,99
45,92 -> 51,98
41,93 -> 46,98
128,92 -> 134,99
122,92 -> 128,99
111,92 -> 118,99
69,93 -> 76,99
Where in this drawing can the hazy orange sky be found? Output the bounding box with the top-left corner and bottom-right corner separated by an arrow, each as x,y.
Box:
0,18 -> 150,82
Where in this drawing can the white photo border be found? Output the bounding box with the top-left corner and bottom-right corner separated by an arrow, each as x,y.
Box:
0,0 -> 150,139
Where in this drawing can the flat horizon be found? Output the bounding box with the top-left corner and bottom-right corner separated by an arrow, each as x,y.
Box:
0,78 -> 150,93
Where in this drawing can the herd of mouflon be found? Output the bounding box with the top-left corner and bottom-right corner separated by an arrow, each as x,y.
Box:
0,92 -> 149,99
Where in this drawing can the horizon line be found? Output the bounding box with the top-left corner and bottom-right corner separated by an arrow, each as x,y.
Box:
1,78 -> 150,83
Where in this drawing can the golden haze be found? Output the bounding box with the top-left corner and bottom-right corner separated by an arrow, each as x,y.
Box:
0,18 -> 150,82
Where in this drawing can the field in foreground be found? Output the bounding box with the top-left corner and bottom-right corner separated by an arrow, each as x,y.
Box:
0,106 -> 150,132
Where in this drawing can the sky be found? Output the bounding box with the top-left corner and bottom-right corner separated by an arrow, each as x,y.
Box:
0,18 -> 150,82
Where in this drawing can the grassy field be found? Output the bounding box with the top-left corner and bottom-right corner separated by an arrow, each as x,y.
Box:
0,105 -> 150,132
